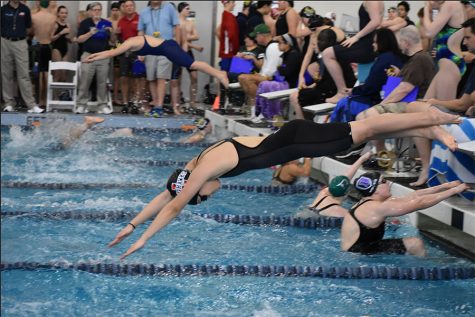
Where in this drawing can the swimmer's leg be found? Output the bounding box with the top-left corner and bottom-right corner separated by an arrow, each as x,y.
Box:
349,108 -> 460,145
190,61 -> 229,88
63,116 -> 105,147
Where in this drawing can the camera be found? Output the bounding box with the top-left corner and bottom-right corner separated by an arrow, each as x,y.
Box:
308,15 -> 324,31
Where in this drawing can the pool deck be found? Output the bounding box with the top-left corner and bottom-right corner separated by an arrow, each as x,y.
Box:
1,110 -> 474,260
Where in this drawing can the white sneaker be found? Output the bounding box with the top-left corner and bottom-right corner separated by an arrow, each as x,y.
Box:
27,106 -> 45,113
97,105 -> 112,115
75,106 -> 88,114
3,105 -> 15,112
251,113 -> 265,123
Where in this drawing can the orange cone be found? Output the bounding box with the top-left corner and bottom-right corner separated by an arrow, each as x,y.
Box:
212,96 -> 220,110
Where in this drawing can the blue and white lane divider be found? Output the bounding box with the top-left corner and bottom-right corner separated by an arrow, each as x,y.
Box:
1,261 -> 474,280
1,211 -> 342,228
0,181 -> 319,194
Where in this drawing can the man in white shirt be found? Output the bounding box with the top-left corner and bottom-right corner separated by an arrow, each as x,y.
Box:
238,23 -> 281,114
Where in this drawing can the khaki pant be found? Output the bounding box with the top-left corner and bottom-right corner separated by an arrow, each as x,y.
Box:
1,38 -> 36,108
238,73 -> 268,104
76,52 -> 110,109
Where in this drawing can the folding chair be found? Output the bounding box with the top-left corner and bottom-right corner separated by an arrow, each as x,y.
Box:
46,61 -> 80,112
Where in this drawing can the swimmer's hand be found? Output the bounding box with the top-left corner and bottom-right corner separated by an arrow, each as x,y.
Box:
119,239 -> 146,260
108,224 -> 134,248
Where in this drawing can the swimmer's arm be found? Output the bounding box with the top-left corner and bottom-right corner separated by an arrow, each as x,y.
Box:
344,152 -> 372,180
380,17 -> 406,32
378,183 -> 469,218
83,37 -> 139,63
423,1 -> 456,38
406,181 -> 462,198
119,166 -> 215,260
107,190 -> 172,248
129,190 -> 173,227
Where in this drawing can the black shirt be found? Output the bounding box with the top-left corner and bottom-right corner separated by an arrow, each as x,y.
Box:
78,18 -> 111,54
236,12 -> 248,47
278,47 -> 302,88
464,68 -> 475,95
247,11 -> 264,34
1,2 -> 32,38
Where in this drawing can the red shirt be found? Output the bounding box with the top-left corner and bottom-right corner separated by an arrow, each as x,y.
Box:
118,13 -> 139,42
219,10 -> 239,59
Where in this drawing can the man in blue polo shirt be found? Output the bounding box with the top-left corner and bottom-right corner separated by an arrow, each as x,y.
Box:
1,0 -> 43,113
138,0 -> 180,117
76,2 -> 115,114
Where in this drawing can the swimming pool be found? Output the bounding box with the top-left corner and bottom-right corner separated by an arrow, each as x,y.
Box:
2,123 -> 475,316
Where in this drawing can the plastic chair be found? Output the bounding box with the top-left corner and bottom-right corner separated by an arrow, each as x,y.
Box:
46,61 -> 80,112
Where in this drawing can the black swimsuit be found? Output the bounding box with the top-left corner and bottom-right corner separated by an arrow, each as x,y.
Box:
196,120 -> 353,178
347,200 -> 407,254
308,195 -> 340,215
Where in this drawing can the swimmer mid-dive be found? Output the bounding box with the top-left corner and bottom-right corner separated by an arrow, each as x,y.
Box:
296,152 -> 372,219
108,108 -> 461,259
83,35 -> 229,88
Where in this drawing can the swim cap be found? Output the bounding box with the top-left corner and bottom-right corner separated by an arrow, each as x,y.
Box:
166,169 -> 207,205
299,6 -> 316,18
353,172 -> 381,197
328,175 -> 350,197
194,118 -> 210,130
167,169 -> 190,196
40,0 -> 49,9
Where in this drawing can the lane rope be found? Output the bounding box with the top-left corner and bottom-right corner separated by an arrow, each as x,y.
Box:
0,211 -> 342,228
1,181 -> 319,194
1,261 -> 474,280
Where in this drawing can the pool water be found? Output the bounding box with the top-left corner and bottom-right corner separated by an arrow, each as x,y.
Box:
1,124 -> 475,317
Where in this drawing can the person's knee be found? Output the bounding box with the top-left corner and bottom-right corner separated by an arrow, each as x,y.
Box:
403,237 -> 426,257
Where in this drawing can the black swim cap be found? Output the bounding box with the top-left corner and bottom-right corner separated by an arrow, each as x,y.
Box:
353,172 -> 381,197
166,169 -> 207,205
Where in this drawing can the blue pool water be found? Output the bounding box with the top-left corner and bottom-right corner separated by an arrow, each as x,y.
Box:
1,123 -> 475,316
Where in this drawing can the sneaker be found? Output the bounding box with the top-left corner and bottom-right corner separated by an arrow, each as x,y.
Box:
97,105 -> 113,115
75,106 -> 89,114
148,107 -> 163,118
27,105 -> 45,114
130,105 -> 139,114
251,113 -> 265,123
3,105 -> 15,112
121,105 -> 129,113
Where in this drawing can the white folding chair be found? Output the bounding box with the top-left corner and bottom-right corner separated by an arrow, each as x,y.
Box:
46,61 -> 80,112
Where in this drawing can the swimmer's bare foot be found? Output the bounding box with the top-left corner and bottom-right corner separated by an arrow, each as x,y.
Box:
173,105 -> 183,115
410,167 -> 428,187
325,91 -> 348,104
429,125 -> 458,151
218,71 -> 229,88
84,116 -> 105,126
428,106 -> 462,125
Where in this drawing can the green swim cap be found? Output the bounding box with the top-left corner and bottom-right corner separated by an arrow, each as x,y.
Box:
328,175 -> 350,197
40,0 -> 49,9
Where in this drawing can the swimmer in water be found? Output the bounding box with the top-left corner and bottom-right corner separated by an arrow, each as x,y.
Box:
341,175 -> 469,256
296,152 -> 372,219
107,108 -> 461,259
181,118 -> 212,144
